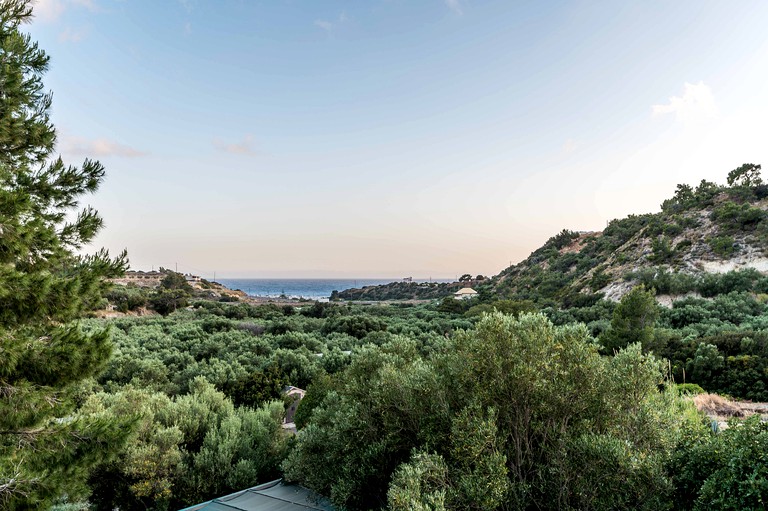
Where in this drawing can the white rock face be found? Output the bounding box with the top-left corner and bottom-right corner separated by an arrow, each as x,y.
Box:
701,256 -> 768,274
655,292 -> 702,308
600,281 -> 635,302
695,241 -> 768,273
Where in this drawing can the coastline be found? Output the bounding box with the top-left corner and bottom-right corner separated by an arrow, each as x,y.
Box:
217,278 -> 402,301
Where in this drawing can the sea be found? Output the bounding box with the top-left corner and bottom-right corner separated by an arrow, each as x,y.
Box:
216,278 -> 449,300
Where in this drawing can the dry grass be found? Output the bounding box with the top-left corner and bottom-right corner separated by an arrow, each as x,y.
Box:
693,393 -> 745,418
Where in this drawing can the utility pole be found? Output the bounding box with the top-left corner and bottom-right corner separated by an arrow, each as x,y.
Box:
175,262 -> 178,273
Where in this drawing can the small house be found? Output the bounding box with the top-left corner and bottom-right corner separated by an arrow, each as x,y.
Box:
453,287 -> 478,300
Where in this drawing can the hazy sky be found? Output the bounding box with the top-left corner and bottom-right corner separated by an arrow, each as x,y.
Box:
27,0 -> 768,278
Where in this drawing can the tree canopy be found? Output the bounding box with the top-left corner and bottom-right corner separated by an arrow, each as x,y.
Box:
0,1 -> 132,507
283,313 -> 699,510
726,163 -> 762,188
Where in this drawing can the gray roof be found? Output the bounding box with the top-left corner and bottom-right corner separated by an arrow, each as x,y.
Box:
178,480 -> 335,511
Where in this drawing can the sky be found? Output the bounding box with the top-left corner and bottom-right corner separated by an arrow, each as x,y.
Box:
25,0 -> 768,279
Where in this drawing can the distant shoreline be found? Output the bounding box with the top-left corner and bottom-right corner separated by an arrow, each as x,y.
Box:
218,277 -> 454,301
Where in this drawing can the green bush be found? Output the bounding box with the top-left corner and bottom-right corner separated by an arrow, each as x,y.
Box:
672,416 -> 768,510
437,296 -> 469,314
675,239 -> 692,252
698,269 -> 764,297
600,286 -> 659,353
676,383 -> 705,395
663,223 -> 683,236
106,286 -> 148,312
709,235 -> 737,257
650,236 -> 674,263
711,201 -> 765,231
321,314 -> 387,339
589,268 -> 611,291
150,288 -> 190,315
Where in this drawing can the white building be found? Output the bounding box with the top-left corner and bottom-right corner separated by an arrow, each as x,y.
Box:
454,287 -> 478,300
184,273 -> 202,283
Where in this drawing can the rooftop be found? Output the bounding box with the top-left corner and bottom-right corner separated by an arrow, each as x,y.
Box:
178,479 -> 335,511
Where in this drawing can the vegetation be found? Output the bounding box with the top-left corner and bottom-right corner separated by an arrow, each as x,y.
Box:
41,291 -> 768,510
83,379 -> 288,510
600,285 -> 659,353
672,415 -> 768,510
485,164 -> 768,306
5,2 -> 768,508
51,163 -> 768,509
6,253 -> 768,510
28,301 -> 465,508
0,2 -> 132,507
338,280 -> 471,301
284,313 -> 702,510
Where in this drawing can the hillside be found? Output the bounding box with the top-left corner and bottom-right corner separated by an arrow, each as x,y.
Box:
486,164 -> 768,304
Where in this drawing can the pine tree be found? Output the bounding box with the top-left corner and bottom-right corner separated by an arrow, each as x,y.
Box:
0,1 -> 133,507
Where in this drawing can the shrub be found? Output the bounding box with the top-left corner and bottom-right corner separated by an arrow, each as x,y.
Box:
675,239 -> 692,252
238,322 -> 266,336
650,236 -> 674,263
672,416 -> 768,510
710,201 -> 765,231
600,286 -> 659,353
676,383 -> 705,395
284,314 -> 688,511
697,269 -> 763,297
708,235 -> 737,257
589,268 -> 611,291
150,289 -> 189,315
106,286 -> 148,312
321,315 -> 387,339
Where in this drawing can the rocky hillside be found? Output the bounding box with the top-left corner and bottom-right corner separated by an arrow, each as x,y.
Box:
489,164 -> 768,304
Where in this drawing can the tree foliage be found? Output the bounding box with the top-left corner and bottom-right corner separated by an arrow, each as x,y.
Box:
672,415 -> 768,510
601,285 -> 659,353
0,1 -> 132,507
726,163 -> 763,188
84,379 -> 288,510
284,313 -> 693,511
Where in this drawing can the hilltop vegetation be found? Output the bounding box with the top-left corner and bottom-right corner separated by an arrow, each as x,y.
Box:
327,167 -> 768,405
338,279 -> 476,301
104,270 -> 252,316
491,163 -> 768,305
